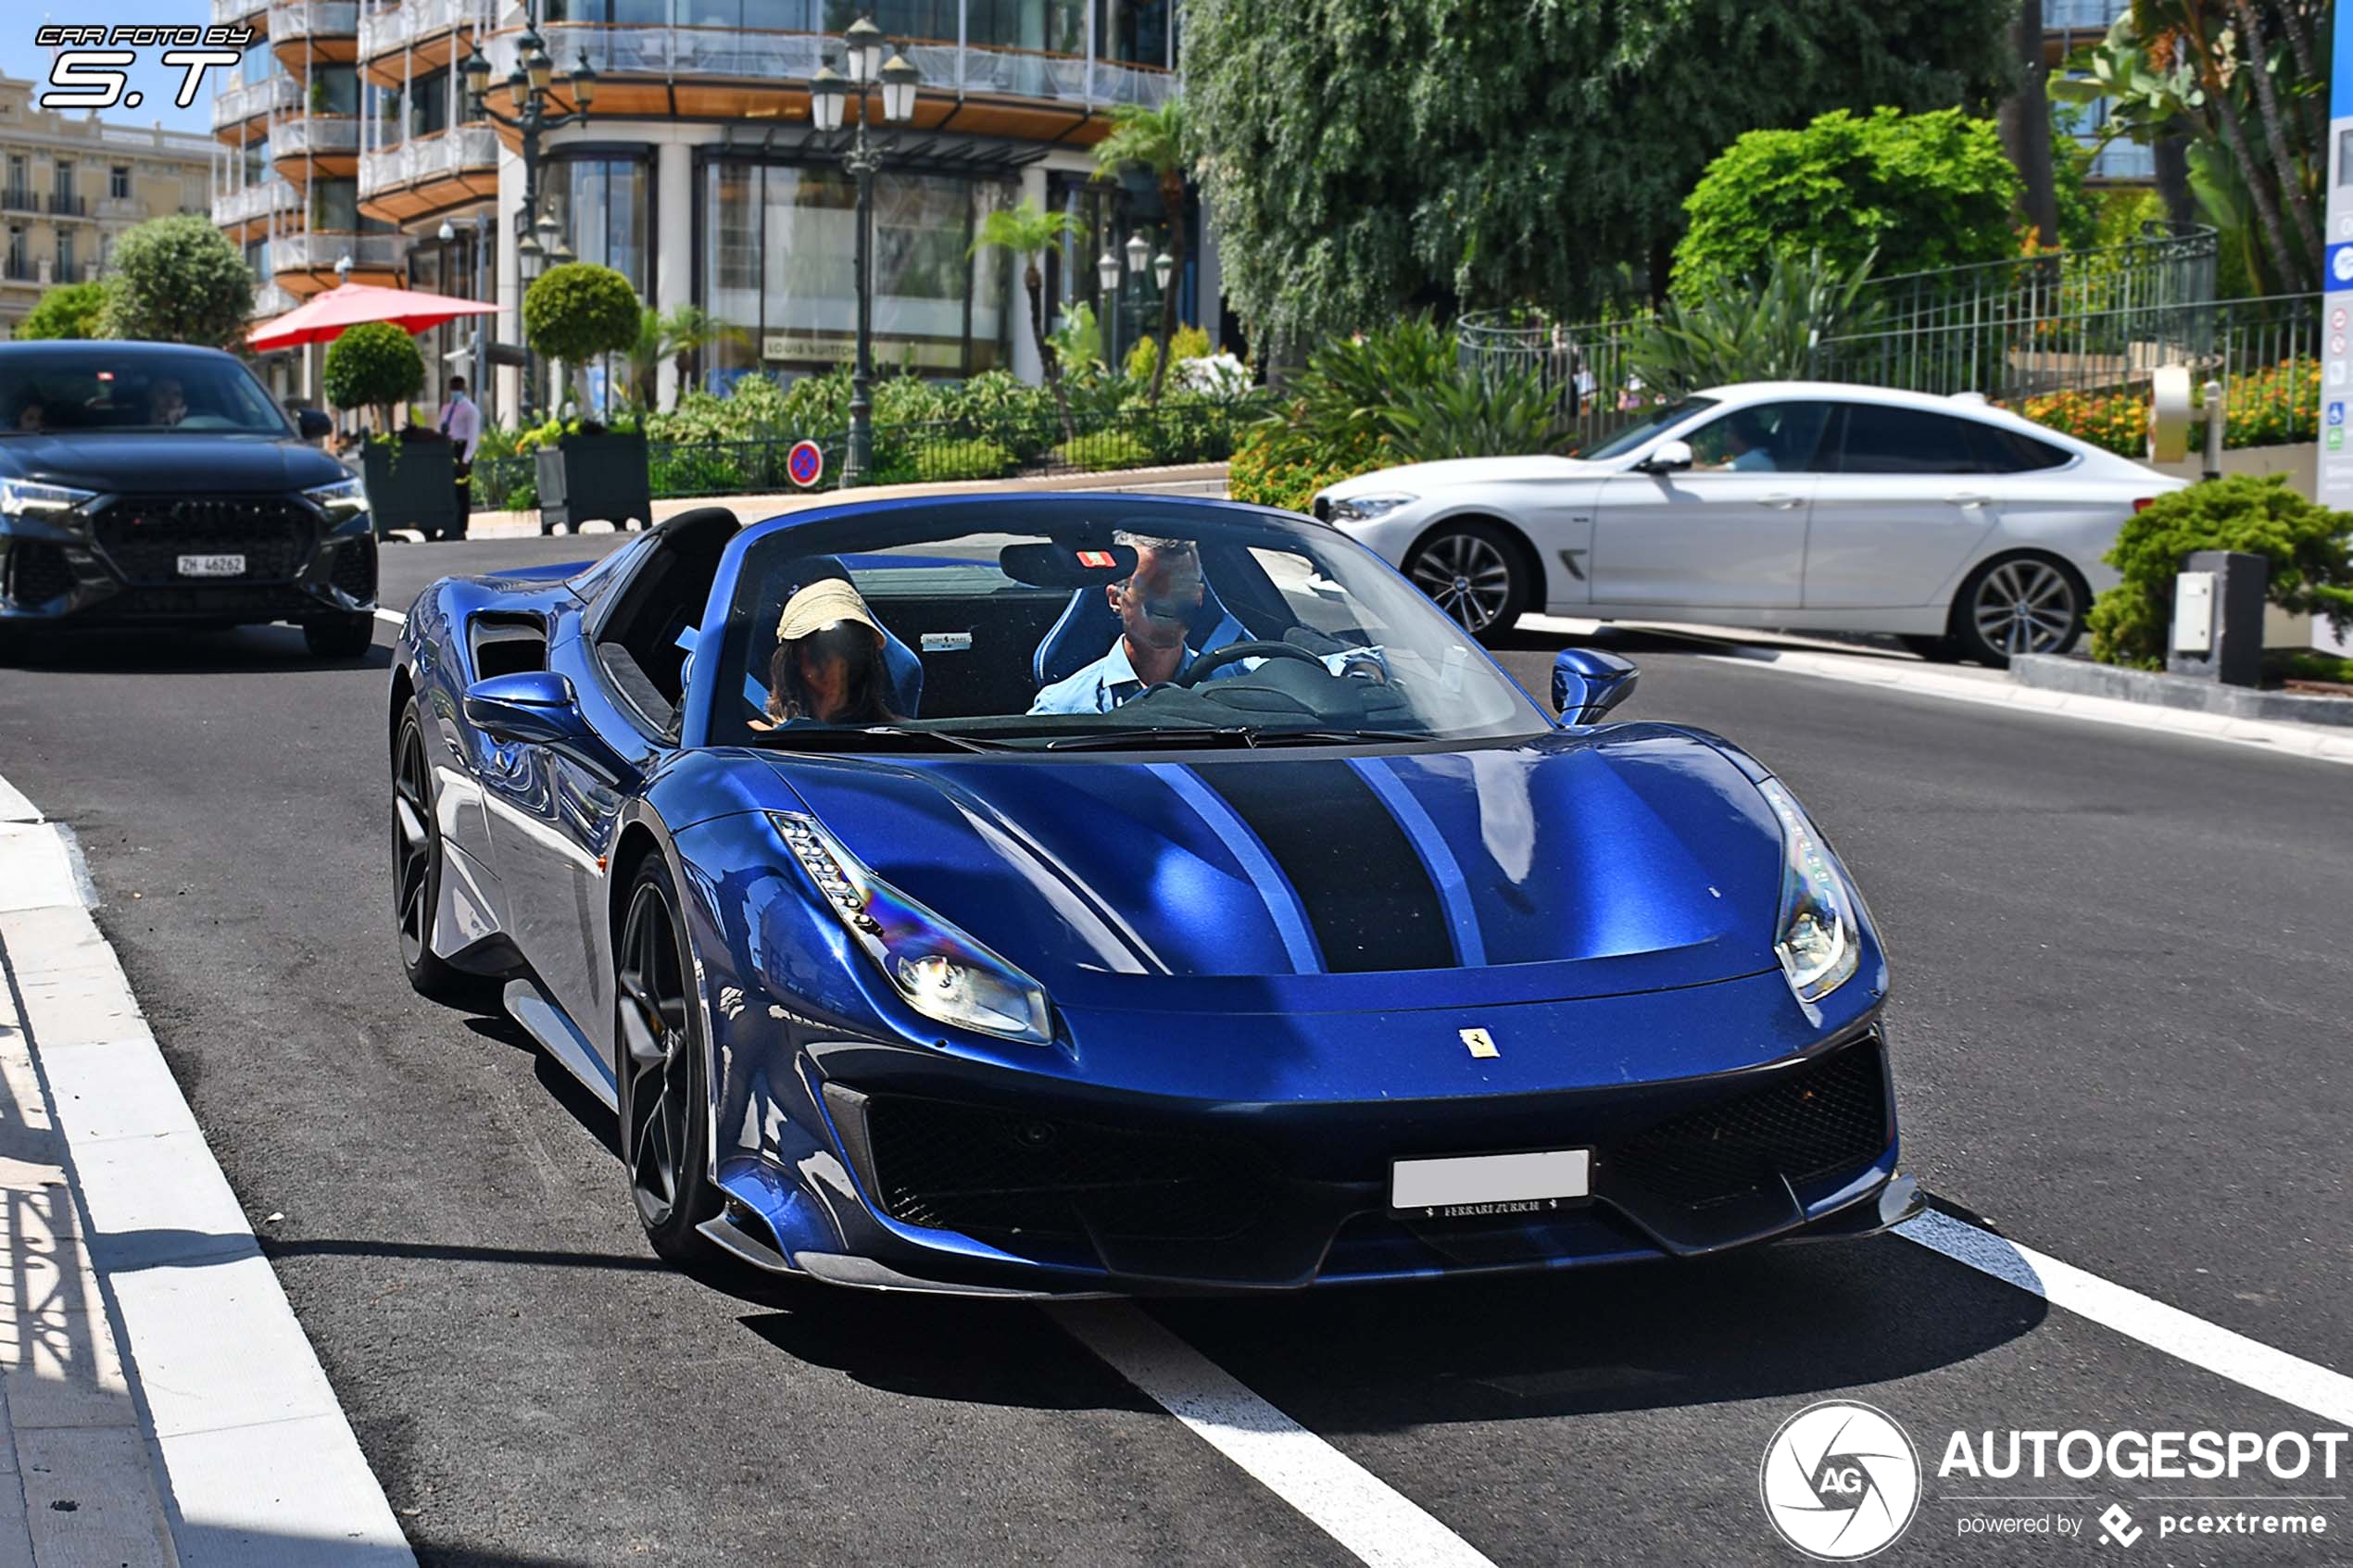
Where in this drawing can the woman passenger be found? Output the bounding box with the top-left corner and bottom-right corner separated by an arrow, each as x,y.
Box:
762,578 -> 900,729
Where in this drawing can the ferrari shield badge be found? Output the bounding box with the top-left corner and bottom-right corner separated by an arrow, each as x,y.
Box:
1459,1027 -> 1499,1060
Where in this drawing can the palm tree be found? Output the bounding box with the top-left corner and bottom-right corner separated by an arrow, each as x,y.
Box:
627,304 -> 739,410
970,200 -> 1084,440
1092,96 -> 1190,405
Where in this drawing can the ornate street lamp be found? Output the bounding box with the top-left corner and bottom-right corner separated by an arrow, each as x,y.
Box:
1125,231 -> 1150,275
1096,250 -> 1119,293
1153,249 -> 1174,294
817,17 -> 920,483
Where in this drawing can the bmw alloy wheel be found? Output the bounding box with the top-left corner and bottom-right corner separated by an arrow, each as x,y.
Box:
1968,558 -> 2081,660
1408,529 -> 1516,636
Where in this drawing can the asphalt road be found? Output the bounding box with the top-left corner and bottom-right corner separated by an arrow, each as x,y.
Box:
1,532 -> 2348,1566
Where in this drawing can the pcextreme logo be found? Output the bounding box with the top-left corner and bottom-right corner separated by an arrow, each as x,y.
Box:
1759,1400 -> 1923,1561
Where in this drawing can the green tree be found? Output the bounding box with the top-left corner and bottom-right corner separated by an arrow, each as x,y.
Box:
522,262 -> 642,414
14,281 -> 111,341
322,320 -> 425,433
97,215 -> 255,347
1091,96 -> 1192,405
1671,109 -> 2021,295
624,303 -> 739,410
970,200 -> 1086,440
1184,0 -> 2014,346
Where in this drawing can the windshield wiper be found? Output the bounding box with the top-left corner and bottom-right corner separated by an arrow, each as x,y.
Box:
1038,725 -> 1264,751
1246,728 -> 1428,746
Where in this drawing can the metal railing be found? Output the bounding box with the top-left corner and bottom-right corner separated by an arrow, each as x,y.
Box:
275,1 -> 360,42
0,188 -> 35,215
359,0 -> 489,61
469,394 -> 1273,508
212,73 -> 301,130
45,193 -> 85,218
359,124 -> 498,199
272,231 -> 411,272
212,178 -> 301,228
481,21 -> 1174,111
212,0 -> 270,24
275,115 -> 363,158
2045,0 -> 2128,30
1458,224 -> 2226,451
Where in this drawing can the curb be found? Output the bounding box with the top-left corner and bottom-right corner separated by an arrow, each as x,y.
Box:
0,780 -> 414,1567
2010,651 -> 2353,729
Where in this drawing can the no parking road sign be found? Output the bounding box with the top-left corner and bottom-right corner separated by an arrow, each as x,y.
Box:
786,440 -> 824,488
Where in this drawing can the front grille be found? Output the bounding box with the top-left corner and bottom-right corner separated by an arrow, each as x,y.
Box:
328,538 -> 377,602
99,584 -> 312,620
1604,1042 -> 1889,1209
6,540 -> 73,606
92,497 -> 316,584
863,1095 -> 1272,1243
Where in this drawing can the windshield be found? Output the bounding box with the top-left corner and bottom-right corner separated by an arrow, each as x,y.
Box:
0,347 -> 293,436
708,499 -> 1554,752
1582,395 -> 1718,460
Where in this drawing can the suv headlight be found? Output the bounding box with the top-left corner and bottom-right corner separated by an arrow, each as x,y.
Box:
1757,778 -> 1862,1003
0,478 -> 95,517
304,476 -> 369,521
771,811 -> 1053,1046
1326,494 -> 1416,524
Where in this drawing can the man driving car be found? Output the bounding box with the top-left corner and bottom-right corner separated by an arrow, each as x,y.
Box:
1029,533 -> 1381,714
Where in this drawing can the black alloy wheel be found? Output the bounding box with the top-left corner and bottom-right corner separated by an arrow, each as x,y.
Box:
392,710 -> 497,1008
615,856 -> 719,1261
1405,520 -> 1528,643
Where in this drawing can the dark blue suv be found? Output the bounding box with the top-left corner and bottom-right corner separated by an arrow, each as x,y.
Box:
0,339 -> 377,658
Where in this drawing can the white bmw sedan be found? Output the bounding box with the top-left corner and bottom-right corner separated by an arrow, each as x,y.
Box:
1314,381 -> 2184,664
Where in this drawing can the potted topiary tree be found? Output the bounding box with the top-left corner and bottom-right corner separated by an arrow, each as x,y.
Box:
522,261 -> 651,534
324,320 -> 460,541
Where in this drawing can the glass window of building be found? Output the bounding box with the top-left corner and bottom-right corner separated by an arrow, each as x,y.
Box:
1098,0 -> 1171,64
964,0 -> 1084,53
241,136 -> 271,185
242,38 -> 278,82
56,232 -> 75,281
311,65 -> 359,117
550,157 -> 649,294
408,72 -> 449,139
697,157 -> 1013,387
6,156 -> 26,199
109,165 -> 130,200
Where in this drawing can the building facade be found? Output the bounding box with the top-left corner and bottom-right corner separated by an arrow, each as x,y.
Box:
0,77 -> 215,337
216,0 -> 1213,422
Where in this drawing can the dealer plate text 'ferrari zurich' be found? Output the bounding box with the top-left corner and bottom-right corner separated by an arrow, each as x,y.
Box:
388,495 -> 1916,1296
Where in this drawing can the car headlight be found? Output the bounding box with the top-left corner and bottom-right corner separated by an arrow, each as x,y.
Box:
770,811 -> 1053,1046
1756,778 -> 1861,1003
304,476 -> 369,521
1325,494 -> 1416,524
0,478 -> 95,517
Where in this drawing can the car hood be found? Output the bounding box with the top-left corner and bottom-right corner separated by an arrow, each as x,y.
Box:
0,432 -> 345,495
749,724 -> 1793,1013
1320,454 -> 1605,499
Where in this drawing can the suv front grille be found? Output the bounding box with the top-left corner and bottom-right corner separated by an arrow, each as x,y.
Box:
93,497 -> 316,584
863,1095 -> 1273,1243
328,538 -> 377,602
1604,1041 -> 1890,1209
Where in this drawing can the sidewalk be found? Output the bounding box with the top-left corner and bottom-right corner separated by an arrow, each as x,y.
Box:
0,781 -> 412,1566
427,461 -> 1230,542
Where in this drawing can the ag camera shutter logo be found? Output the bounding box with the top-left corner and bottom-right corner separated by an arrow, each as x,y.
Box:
1759,1400 -> 1921,1560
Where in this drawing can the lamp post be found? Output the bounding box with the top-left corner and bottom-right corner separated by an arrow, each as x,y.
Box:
811,18 -> 920,483
460,9 -> 596,420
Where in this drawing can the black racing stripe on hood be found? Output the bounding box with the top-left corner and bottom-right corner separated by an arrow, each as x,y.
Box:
1189,760 -> 1454,973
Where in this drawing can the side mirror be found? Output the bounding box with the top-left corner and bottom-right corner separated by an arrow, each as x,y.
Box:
1552,647 -> 1639,724
294,407 -> 333,440
464,670 -> 593,749
1636,439 -> 1693,475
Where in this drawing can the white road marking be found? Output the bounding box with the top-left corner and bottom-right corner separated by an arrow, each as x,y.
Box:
1052,1301 -> 1497,1568
1900,1209 -> 2353,1426
373,608 -> 407,627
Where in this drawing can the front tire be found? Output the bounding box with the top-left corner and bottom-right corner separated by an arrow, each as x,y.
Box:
305,610 -> 376,660
615,856 -> 721,1264
391,709 -> 500,1010
1950,555 -> 2086,668
1403,520 -> 1529,644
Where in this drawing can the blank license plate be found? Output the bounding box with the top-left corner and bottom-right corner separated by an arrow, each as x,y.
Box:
1391,1149 -> 1591,1216
177,553 -> 246,577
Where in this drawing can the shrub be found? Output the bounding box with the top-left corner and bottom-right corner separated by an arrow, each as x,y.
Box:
2085,474 -> 2353,669
1671,107 -> 2020,296
1382,366 -> 1572,463
2021,360 -> 2322,458
649,445 -> 749,497
322,321 -> 425,432
522,263 -> 641,364
1226,424 -> 1387,513
909,437 -> 1017,482
1054,429 -> 1154,470
2020,386 -> 2145,457
99,215 -> 254,347
1048,301 -> 1102,371
15,281 -> 110,341
1628,249 -> 1882,398
1124,323 -> 1213,382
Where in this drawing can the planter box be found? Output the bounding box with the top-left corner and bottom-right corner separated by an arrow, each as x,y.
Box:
359,433 -> 463,541
535,429 -> 652,535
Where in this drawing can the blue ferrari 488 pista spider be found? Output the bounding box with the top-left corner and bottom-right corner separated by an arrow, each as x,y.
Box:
387,494 -> 1917,1295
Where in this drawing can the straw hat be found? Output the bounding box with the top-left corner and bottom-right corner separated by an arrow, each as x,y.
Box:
776,578 -> 880,643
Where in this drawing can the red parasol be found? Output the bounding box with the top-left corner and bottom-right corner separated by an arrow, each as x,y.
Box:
246,282 -> 497,353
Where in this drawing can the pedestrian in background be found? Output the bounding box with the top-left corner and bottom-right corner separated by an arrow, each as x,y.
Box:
435,376 -> 481,534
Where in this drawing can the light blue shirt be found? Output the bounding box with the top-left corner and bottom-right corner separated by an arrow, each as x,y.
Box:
1730,446 -> 1777,470
1029,612 -> 1389,715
